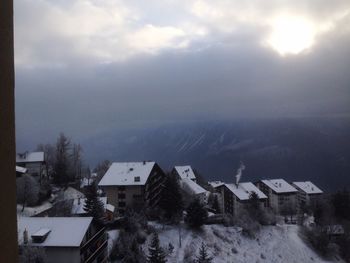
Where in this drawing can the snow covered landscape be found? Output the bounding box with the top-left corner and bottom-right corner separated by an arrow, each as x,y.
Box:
143,223 -> 344,263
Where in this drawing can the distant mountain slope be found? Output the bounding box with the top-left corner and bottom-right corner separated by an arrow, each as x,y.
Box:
83,118 -> 350,192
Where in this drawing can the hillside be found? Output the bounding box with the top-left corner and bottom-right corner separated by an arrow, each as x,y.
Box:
82,118 -> 350,192
145,223 -> 343,263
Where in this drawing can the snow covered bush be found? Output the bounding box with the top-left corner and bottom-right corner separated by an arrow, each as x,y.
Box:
16,175 -> 40,210
185,199 -> 208,228
19,245 -> 47,263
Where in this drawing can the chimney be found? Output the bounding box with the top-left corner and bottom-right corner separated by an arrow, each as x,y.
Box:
143,161 -> 146,165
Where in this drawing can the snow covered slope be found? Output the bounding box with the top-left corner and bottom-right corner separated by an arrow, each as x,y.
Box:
146,223 -> 343,263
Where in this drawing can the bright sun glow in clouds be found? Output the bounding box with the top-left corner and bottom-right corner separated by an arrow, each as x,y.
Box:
267,16 -> 316,56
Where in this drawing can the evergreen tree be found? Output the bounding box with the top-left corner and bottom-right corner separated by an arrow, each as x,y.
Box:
53,133 -> 71,185
212,195 -> 220,213
332,190 -> 350,221
159,174 -> 183,220
84,182 -> 105,222
194,243 -> 213,263
185,199 -> 208,228
147,233 -> 167,263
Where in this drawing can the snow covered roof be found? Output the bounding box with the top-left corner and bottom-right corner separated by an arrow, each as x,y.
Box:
181,178 -> 208,195
16,166 -> 27,174
261,179 -> 298,194
18,217 -> 92,247
71,197 -> 107,215
106,204 -> 115,213
174,165 -> 196,180
63,187 -> 85,200
208,181 -> 225,188
16,152 -> 45,163
292,181 -> 323,195
98,162 -> 156,186
225,182 -> 267,201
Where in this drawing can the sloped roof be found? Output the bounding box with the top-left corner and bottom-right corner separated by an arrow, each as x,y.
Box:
225,182 -> 267,201
208,181 -> 225,188
261,179 -> 298,194
16,166 -> 27,173
18,217 -> 92,247
98,162 -> 155,186
181,178 -> 207,195
16,152 -> 44,163
292,181 -> 323,194
174,165 -> 196,180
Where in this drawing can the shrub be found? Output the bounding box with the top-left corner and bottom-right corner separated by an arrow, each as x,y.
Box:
185,199 -> 208,228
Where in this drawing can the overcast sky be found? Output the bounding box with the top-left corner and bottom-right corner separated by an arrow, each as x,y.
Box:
14,0 -> 350,145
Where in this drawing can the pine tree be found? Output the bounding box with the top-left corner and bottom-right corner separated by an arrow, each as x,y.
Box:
212,195 -> 220,213
194,243 -> 213,263
84,182 -> 105,222
53,133 -> 71,185
159,174 -> 183,220
185,199 -> 208,228
147,233 -> 167,263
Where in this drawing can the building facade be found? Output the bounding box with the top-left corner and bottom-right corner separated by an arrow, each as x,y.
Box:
16,151 -> 47,181
256,179 -> 298,214
213,182 -> 267,215
17,217 -> 108,263
98,162 -> 166,215
292,181 -> 323,210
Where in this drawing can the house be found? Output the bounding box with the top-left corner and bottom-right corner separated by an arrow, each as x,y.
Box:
98,161 -> 166,216
256,179 -> 298,214
172,165 -> 197,182
17,217 -> 108,263
213,182 -> 267,215
180,178 -> 209,204
292,181 -> 323,209
16,151 -> 47,181
16,165 -> 27,177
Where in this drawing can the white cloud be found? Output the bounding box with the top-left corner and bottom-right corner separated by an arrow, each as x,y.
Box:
14,0 -> 350,66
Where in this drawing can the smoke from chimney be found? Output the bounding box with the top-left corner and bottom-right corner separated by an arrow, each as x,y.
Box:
235,162 -> 245,186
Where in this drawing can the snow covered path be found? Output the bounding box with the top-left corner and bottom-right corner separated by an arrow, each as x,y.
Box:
146,223 -> 344,263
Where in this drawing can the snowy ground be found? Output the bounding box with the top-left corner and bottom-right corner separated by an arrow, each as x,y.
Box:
144,223 -> 344,263
16,201 -> 52,217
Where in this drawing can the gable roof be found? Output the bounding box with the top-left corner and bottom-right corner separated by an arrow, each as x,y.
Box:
181,178 -> 207,195
225,182 -> 267,201
292,181 -> 323,194
16,152 -> 44,163
98,162 -> 156,186
261,179 -> 298,194
17,217 -> 92,247
174,165 -> 196,180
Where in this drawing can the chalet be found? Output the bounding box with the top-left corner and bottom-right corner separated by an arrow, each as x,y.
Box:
16,151 -> 47,181
17,217 -> 108,263
213,182 -> 267,215
180,178 -> 209,204
98,161 -> 166,215
292,181 -> 323,209
172,165 -> 197,182
256,179 -> 298,214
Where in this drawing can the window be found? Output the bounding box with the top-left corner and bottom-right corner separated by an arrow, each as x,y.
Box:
133,194 -> 142,199
118,202 -> 126,207
134,176 -> 140,182
118,193 -> 126,199
118,186 -> 126,191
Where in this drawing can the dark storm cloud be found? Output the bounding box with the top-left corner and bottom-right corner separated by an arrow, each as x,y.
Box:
14,0 -> 350,148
